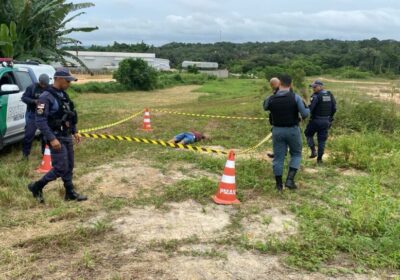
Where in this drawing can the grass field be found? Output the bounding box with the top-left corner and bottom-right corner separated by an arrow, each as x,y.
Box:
0,77 -> 399,279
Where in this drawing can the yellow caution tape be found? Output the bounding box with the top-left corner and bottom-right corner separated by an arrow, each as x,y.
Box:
238,133 -> 272,155
79,133 -> 228,155
79,110 -> 143,133
153,109 -> 267,121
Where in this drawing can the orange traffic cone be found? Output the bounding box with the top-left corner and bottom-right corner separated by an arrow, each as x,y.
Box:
142,108 -> 153,131
213,150 -> 240,205
36,145 -> 52,173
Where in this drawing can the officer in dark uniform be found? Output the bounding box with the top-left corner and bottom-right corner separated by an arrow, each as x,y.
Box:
21,74 -> 49,159
27,68 -> 87,203
264,74 -> 310,192
304,80 -> 337,164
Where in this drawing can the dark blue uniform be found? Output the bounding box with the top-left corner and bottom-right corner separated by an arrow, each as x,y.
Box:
304,90 -> 337,161
36,87 -> 77,186
21,83 -> 47,157
28,86 -> 87,202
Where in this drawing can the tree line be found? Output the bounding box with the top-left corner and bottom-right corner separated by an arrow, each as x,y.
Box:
63,39 -> 400,78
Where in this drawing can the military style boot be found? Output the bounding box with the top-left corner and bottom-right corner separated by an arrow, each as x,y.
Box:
309,147 -> 317,159
64,183 -> 88,202
27,181 -> 45,203
285,168 -> 298,190
275,176 -> 283,192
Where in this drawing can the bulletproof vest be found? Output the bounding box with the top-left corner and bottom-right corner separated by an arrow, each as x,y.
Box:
268,91 -> 299,127
27,84 -> 45,111
47,87 -> 77,134
313,91 -> 333,117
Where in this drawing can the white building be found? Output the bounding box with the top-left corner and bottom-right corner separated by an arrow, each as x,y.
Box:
60,51 -> 170,71
182,61 -> 218,70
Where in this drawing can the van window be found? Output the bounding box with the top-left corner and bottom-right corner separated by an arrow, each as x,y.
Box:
0,72 -> 17,86
14,71 -> 33,91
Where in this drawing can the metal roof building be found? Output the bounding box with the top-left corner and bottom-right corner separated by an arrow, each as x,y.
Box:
60,51 -> 170,71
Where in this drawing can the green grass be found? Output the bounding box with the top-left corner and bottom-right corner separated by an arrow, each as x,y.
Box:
1,77 -> 399,276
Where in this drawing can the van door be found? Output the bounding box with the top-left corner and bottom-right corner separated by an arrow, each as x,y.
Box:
0,69 -> 27,139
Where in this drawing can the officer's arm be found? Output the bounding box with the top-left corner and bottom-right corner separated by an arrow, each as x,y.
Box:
308,95 -> 318,114
263,96 -> 271,111
35,94 -> 56,142
21,85 -> 36,105
295,95 -> 310,119
331,94 -> 337,117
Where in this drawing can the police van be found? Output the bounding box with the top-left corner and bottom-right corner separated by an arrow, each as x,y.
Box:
0,59 -> 55,150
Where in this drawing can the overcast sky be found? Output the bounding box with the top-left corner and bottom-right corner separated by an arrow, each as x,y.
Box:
69,0 -> 400,46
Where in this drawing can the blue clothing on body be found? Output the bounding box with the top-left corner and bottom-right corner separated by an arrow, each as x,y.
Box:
174,132 -> 196,145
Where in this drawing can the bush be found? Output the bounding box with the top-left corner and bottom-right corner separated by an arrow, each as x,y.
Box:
71,82 -> 128,94
113,58 -> 158,90
328,67 -> 371,79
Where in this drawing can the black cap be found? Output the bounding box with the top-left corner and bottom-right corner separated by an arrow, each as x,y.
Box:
310,80 -> 324,88
54,67 -> 77,82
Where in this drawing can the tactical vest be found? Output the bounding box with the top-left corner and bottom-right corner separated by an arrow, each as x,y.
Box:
27,84 -> 45,112
313,91 -> 333,118
47,87 -> 78,134
269,91 -> 299,127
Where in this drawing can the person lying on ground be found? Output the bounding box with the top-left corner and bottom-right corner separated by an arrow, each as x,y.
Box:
169,131 -> 208,145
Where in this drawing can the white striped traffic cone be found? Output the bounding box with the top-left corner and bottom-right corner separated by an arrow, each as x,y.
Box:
142,108 -> 153,131
36,145 -> 52,173
212,150 -> 240,205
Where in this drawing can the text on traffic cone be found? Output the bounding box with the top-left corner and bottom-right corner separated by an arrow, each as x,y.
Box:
212,150 -> 240,205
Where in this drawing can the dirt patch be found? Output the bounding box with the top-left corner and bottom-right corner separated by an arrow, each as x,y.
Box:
74,74 -> 114,84
337,168 -> 368,177
78,159 -> 217,199
114,200 -> 232,244
242,208 -> 298,242
113,249 -> 379,280
304,167 -> 319,174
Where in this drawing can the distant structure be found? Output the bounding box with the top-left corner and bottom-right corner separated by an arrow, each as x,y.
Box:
182,61 -> 218,70
57,51 -> 170,72
182,61 -> 228,78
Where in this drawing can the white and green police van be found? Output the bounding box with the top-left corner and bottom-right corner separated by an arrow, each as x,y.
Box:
0,59 -> 55,150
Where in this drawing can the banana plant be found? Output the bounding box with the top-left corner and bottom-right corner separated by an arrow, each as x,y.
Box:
0,21 -> 17,58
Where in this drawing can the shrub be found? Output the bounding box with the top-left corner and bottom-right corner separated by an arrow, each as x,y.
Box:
113,58 -> 158,90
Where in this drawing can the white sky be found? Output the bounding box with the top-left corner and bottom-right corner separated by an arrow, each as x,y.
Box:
69,0 -> 400,45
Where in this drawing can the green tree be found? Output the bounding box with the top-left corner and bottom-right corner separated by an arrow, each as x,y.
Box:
0,22 -> 17,57
0,0 -> 97,70
113,58 -> 158,91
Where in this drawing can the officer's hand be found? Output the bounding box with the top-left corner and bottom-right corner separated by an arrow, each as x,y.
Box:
50,139 -> 61,151
74,133 -> 82,144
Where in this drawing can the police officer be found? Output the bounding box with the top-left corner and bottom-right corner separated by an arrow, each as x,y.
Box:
263,74 -> 310,192
21,74 -> 49,159
304,80 -> 337,164
28,68 -> 87,203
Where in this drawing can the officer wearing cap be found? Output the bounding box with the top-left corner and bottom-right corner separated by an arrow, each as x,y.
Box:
263,74 -> 310,192
305,80 -> 337,164
27,68 -> 87,203
21,74 -> 50,159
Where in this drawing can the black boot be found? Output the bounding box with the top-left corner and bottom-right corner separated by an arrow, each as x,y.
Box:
27,181 -> 45,203
285,168 -> 298,190
275,176 -> 283,192
267,152 -> 275,159
317,158 -> 323,164
64,183 -> 88,202
309,147 -> 317,159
